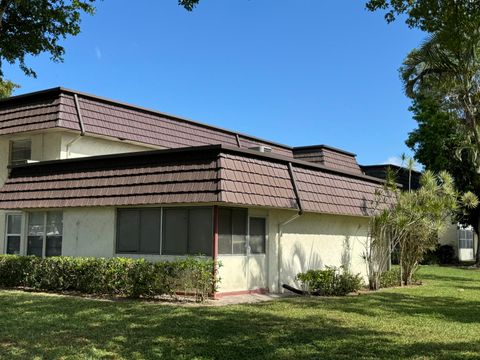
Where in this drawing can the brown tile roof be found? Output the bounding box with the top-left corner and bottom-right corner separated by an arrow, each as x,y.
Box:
293,145 -> 364,175
0,88 -> 292,157
0,145 -> 390,217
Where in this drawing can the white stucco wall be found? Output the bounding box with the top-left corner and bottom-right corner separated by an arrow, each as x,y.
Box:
62,208 -> 117,257
217,208 -> 369,293
60,133 -> 152,159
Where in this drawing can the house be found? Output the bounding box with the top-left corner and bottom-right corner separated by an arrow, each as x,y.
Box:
362,163 -> 477,262
0,87 -> 390,296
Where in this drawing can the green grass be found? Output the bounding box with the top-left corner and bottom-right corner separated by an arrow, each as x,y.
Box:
1,266 -> 480,359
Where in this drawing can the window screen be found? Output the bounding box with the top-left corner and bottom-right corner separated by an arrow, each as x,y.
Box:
6,214 -> 22,255
162,208 -> 188,255
26,212 -> 63,257
116,209 -> 161,254
117,209 -> 140,253
10,139 -> 31,165
162,208 -> 212,256
27,212 -> 44,257
46,212 -> 63,257
188,208 -> 213,255
249,217 -> 266,254
459,228 -> 474,249
218,208 -> 247,254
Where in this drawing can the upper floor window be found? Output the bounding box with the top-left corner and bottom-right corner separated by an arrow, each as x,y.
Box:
9,139 -> 32,165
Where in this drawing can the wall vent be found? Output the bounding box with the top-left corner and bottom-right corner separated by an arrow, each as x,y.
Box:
248,146 -> 272,153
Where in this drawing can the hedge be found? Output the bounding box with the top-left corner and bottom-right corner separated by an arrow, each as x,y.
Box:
0,255 -> 219,302
296,266 -> 363,296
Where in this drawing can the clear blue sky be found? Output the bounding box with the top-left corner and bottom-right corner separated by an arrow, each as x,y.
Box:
4,0 -> 425,166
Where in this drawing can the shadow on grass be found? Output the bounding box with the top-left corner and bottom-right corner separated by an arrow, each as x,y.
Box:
1,266 -> 480,359
0,290 -> 479,360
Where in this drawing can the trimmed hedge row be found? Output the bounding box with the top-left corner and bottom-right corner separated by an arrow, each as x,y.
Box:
0,255 -> 218,301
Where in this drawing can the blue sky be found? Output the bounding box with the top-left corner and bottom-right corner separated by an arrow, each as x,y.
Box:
4,0 -> 425,165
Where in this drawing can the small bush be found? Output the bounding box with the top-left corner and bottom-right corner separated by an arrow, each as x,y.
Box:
380,267 -> 420,288
0,255 -> 218,302
296,267 -> 363,296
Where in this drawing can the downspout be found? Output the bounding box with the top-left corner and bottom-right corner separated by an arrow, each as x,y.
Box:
65,94 -> 86,158
277,162 -> 304,292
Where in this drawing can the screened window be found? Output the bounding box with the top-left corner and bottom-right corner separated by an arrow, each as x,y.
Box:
249,217 -> 266,254
116,208 -> 161,254
27,212 -> 63,257
218,208 -> 247,254
459,228 -> 474,249
10,139 -> 31,165
5,213 -> 22,255
162,208 -> 212,256
116,207 -> 212,256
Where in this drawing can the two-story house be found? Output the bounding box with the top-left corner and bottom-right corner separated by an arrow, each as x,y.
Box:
0,87 -> 390,296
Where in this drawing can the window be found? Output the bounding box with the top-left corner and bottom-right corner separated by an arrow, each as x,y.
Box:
10,139 -> 31,165
5,213 -> 22,255
27,212 -> 63,257
162,208 -> 212,256
218,208 -> 247,254
249,217 -> 266,254
117,209 -> 161,254
116,207 -> 212,256
459,227 -> 474,249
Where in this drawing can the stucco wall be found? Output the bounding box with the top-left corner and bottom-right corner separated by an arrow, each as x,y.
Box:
217,209 -> 369,293
62,208 -> 116,257
268,210 -> 369,293
60,133 -> 152,159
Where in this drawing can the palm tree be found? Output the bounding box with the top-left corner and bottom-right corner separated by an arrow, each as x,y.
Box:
401,26 -> 480,262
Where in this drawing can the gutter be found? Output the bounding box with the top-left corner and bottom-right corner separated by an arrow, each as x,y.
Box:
65,94 -> 86,158
277,162 -> 304,292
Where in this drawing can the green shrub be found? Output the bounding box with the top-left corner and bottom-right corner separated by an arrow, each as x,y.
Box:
296,266 -> 363,296
0,255 -> 218,302
380,267 -> 420,288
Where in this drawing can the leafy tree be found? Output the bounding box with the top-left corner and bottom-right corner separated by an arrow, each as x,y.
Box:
406,94 -> 480,234
365,0 -> 480,33
370,171 -> 477,286
0,0 -> 200,98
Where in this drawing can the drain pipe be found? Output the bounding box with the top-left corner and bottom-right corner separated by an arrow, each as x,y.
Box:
277,162 -> 304,292
66,94 -> 86,158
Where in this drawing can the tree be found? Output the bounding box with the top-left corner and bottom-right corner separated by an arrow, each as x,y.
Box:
406,93 -> 480,239
365,0 -> 480,33
0,0 -> 200,98
367,0 -> 480,263
370,170 -> 477,286
399,26 -> 480,260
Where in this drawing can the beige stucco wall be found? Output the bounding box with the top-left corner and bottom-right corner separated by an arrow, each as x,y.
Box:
267,210 -> 369,293
217,208 -> 369,293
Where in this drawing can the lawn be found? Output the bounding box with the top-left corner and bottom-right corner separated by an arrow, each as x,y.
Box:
1,266 -> 480,360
